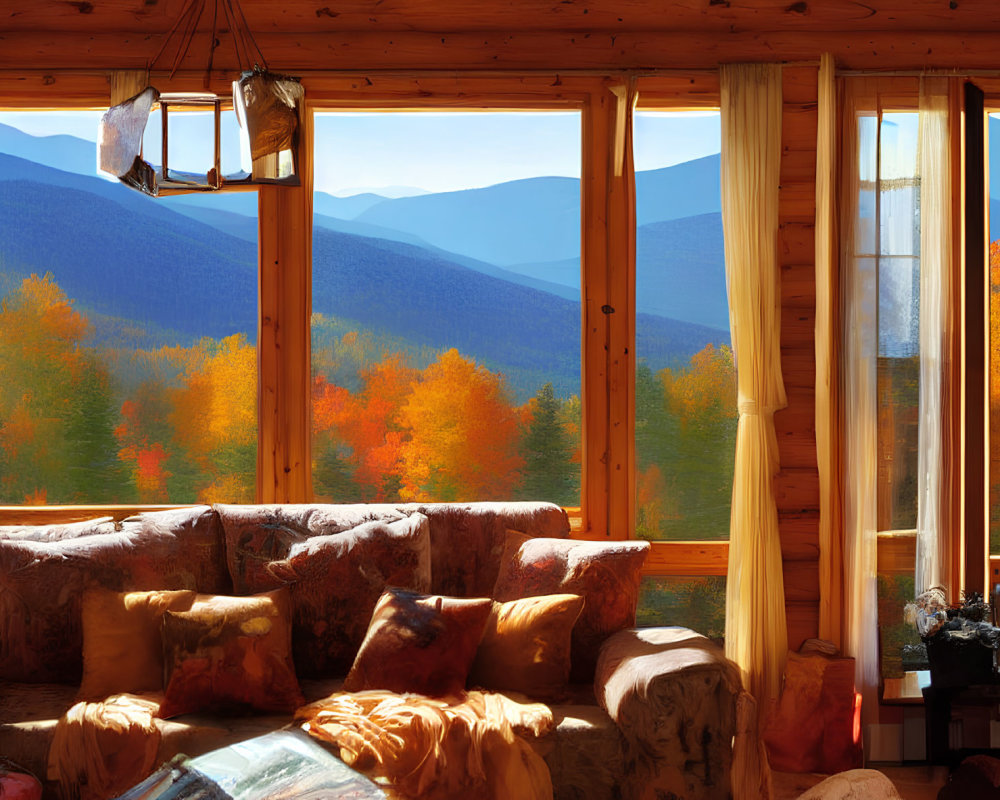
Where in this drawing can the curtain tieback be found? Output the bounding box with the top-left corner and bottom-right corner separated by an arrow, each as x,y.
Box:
737,400 -> 779,416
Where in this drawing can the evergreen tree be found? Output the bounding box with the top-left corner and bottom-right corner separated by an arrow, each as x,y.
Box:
520,382 -> 578,506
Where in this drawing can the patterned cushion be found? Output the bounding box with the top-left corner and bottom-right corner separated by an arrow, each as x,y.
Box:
158,589 -> 303,719
215,504 -> 406,595
400,502 -> 571,597
0,506 -> 229,684
266,514 -> 432,678
493,534 -> 649,681
344,588 -> 492,697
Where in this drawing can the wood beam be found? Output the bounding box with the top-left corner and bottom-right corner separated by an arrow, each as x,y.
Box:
11,30 -> 1000,74
8,0 -> 1000,35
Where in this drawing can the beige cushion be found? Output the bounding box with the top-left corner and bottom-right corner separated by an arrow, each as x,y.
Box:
795,769 -> 902,800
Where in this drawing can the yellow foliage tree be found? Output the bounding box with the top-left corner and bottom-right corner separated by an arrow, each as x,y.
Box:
170,334 -> 256,502
398,349 -> 523,501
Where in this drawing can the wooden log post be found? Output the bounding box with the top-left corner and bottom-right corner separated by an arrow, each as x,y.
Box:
257,103 -> 313,503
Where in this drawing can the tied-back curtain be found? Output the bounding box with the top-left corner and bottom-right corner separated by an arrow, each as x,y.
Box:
840,78 -> 880,723
915,77 -> 953,598
720,63 -> 788,717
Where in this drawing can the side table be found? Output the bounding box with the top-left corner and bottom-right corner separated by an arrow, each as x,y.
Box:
923,684 -> 1000,766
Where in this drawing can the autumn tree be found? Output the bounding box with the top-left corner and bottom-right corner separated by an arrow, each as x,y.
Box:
0,274 -> 127,503
115,382 -> 175,503
312,353 -> 418,502
169,334 -> 257,502
664,343 -> 737,538
634,361 -> 679,539
634,343 -> 737,540
519,382 -> 579,506
398,349 -> 523,501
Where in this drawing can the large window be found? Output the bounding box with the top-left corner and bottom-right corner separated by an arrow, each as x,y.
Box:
309,111 -> 582,504
633,110 -> 732,542
862,110 -> 926,682
0,109 -> 258,504
0,82 -> 734,644
632,101 -> 731,637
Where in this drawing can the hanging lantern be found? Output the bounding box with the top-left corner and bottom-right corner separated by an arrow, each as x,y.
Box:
97,0 -> 302,196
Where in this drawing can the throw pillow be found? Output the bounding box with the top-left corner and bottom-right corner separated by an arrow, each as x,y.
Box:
158,588 -> 304,719
0,506 -> 230,684
492,534 -> 650,682
265,514 -> 432,678
468,593 -> 584,701
78,588 -> 197,700
216,503 -> 407,595
343,588 -> 492,697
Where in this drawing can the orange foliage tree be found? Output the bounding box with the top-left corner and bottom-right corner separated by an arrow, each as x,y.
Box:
0,273 -> 126,503
399,349 -> 523,501
313,354 -> 418,501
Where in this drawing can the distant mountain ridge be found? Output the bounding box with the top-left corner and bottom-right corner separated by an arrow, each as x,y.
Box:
0,155 -> 727,401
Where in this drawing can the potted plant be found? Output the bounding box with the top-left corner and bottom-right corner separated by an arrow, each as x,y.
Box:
905,588 -> 1000,688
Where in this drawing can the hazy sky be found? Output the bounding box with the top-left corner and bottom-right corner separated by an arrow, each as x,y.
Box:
0,108 -> 721,196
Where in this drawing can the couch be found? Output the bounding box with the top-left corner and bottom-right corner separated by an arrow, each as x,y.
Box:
0,502 -> 744,800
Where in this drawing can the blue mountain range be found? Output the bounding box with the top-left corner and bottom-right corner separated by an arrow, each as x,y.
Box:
0,123 -> 733,399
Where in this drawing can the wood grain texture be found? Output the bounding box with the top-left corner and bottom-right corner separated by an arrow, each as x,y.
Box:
7,0 -> 1000,35
580,85 -> 613,539
780,259 -> 817,306
9,29 -> 1000,72
786,600 -> 819,651
776,65 -> 819,645
783,559 -> 820,603
642,541 -> 728,577
775,468 -> 820,513
778,510 -> 822,561
256,106 -> 314,503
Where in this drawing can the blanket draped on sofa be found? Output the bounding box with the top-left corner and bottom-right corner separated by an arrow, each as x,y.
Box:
296,690 -> 554,800
47,694 -> 162,800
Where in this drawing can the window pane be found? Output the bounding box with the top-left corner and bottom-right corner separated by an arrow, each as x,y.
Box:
990,112 -> 1000,554
310,111 -> 581,504
633,110 -> 734,541
0,110 -> 257,504
876,113 -> 920,532
877,571 -> 924,678
637,575 -> 726,640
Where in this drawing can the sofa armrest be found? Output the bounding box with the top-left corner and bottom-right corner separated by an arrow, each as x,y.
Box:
594,627 -> 743,800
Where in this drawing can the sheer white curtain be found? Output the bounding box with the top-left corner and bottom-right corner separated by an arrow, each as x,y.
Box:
720,61 -> 787,715
915,77 -> 952,598
840,79 -> 881,721
841,77 -> 955,723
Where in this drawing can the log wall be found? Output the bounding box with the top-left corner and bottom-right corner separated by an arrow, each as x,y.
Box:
777,65 -> 820,649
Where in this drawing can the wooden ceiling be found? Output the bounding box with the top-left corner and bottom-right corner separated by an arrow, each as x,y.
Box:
3,0 -> 1000,73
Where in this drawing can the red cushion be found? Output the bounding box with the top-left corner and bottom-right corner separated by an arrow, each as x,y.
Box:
158,588 -> 303,719
344,588 -> 492,697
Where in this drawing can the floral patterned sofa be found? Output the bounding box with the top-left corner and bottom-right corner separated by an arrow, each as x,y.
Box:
0,502 -> 744,800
